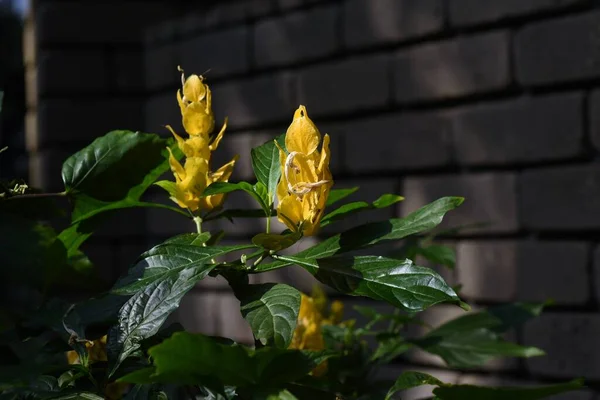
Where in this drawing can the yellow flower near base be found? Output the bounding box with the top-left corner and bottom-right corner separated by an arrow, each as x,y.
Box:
289,286 -> 344,377
160,67 -> 238,213
276,106 -> 332,236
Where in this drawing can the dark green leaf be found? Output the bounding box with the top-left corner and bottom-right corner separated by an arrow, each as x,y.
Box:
163,232 -> 212,246
433,379 -> 584,400
108,267 -> 210,376
119,332 -> 330,388
203,181 -> 270,216
62,130 -> 183,222
371,337 -> 413,363
252,232 -> 302,252
386,371 -> 445,400
326,187 -> 359,207
413,328 -> 544,368
414,245 -> 456,269
238,283 -> 301,348
321,194 -> 403,228
249,388 -> 298,400
251,134 -> 285,204
50,393 -> 105,400
112,242 -> 255,295
274,255 -> 465,312
257,197 -> 464,273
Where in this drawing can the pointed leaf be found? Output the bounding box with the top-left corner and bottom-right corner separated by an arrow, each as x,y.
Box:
386,371 -> 445,400
320,194 -> 404,227
204,181 -> 270,216
107,267 -> 209,376
251,134 -> 285,204
238,283 -> 301,348
62,130 -> 181,222
325,187 -> 359,207
413,244 -> 455,269
257,197 -> 464,272
275,255 -> 464,312
112,241 -> 255,295
119,332 -> 331,388
252,232 -> 302,252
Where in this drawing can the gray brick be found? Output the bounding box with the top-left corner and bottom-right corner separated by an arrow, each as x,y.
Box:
516,241 -> 589,305
145,193 -> 197,237
515,12 -> 600,86
524,313 -> 600,379
449,0 -> 588,26
254,6 -> 338,67
37,50 -> 108,96
457,241 -> 518,302
33,99 -> 143,150
178,2 -> 247,34
402,173 -> 519,234
520,166 -> 600,230
343,112 -> 451,173
144,18 -> 177,46
216,291 -> 254,344
587,89 -> 600,151
212,73 -> 296,129
343,0 -> 443,48
211,132 -> 255,181
112,50 -> 144,93
145,44 -> 181,91
145,91 -> 183,136
177,291 -> 220,335
28,148 -> 70,192
277,0 -> 304,10
592,246 -> 600,305
394,31 -> 510,103
36,2 -> 174,44
298,54 -> 389,116
451,93 -> 584,166
180,27 -> 248,79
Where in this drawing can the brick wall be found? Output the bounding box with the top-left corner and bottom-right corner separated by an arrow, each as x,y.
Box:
27,0 -> 600,397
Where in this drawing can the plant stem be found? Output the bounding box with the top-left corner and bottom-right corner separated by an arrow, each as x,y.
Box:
3,191 -> 67,201
193,216 -> 203,234
266,214 -> 271,234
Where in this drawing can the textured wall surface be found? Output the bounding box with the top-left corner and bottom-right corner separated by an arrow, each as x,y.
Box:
27,0 -> 600,398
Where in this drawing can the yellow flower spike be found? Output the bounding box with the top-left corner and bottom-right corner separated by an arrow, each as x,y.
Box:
198,155 -> 239,211
285,106 -> 321,155
65,335 -> 108,365
329,301 -> 344,324
276,106 -> 333,236
209,117 -> 228,152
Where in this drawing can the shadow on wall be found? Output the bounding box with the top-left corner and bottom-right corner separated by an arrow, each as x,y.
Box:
0,7 -> 25,180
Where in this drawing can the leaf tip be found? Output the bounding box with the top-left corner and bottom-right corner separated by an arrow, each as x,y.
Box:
458,301 -> 471,311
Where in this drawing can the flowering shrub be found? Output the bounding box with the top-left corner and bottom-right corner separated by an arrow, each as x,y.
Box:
0,71 -> 584,400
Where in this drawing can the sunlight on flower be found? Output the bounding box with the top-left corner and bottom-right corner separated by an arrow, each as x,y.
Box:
159,67 -> 238,213
276,106 -> 333,236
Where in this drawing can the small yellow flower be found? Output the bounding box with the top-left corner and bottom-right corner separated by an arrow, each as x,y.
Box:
276,106 -> 332,236
160,67 -> 238,213
289,286 -> 345,377
66,335 -> 108,365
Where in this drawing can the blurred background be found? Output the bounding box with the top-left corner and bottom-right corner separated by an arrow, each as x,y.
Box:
3,0 -> 600,398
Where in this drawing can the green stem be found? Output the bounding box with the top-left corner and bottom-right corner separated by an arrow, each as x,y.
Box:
193,216 -> 203,234
3,191 -> 67,201
266,214 -> 271,234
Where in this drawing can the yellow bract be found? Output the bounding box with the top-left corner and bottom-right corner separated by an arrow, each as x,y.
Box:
289,286 -> 345,377
164,67 -> 238,213
66,335 -> 108,365
276,106 -> 332,236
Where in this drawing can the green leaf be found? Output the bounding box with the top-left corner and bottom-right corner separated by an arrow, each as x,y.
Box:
162,232 -> 212,246
413,244 -> 456,269
119,332 -> 331,388
413,328 -> 544,369
50,393 -> 106,400
204,181 -> 271,216
257,197 -> 464,273
62,130 -> 183,222
411,302 -> 546,368
320,194 -> 404,228
252,232 -> 302,252
249,388 -> 298,400
238,283 -> 301,348
112,241 -> 255,295
371,337 -> 413,363
251,134 -> 285,204
326,187 -> 359,207
108,267 -> 209,376
386,371 -> 445,400
274,255 -> 464,312
433,379 -> 585,400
